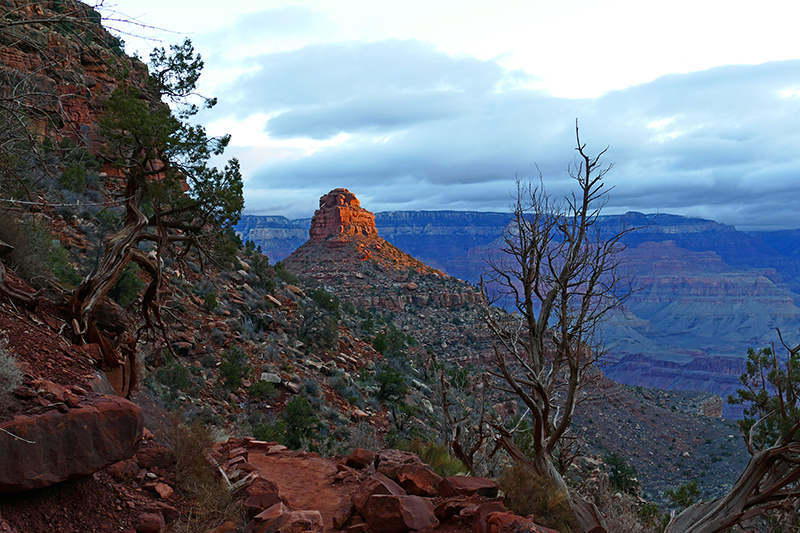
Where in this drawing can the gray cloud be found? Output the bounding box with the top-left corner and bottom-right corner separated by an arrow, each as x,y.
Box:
209,39 -> 800,230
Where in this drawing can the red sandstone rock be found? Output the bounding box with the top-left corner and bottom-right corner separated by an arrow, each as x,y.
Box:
352,472 -> 407,515
487,511 -> 531,533
135,513 -> 165,533
309,188 -> 378,242
0,394 -> 142,491
106,458 -> 139,480
361,494 -> 438,533
345,448 -> 377,469
268,510 -> 324,533
135,442 -> 173,470
245,491 -> 287,518
396,464 -> 443,497
472,502 -> 507,533
154,482 -> 173,500
439,475 -> 498,498
375,449 -> 425,479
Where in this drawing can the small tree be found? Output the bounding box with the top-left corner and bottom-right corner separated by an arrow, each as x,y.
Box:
665,332 -> 800,532
482,122 -> 635,531
65,39 -> 243,390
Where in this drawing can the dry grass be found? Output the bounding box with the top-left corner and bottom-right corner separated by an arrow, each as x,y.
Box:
498,462 -> 579,533
167,423 -> 243,532
0,334 -> 22,412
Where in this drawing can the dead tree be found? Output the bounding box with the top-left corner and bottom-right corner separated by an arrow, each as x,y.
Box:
665,332 -> 800,532
482,121 -> 636,532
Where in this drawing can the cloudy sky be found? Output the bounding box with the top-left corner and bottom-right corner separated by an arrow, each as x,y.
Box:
103,0 -> 800,230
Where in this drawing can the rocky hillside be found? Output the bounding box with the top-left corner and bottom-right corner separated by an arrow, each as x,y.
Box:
242,209 -> 800,413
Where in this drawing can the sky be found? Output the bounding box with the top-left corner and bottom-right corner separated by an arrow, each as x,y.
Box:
101,0 -> 800,230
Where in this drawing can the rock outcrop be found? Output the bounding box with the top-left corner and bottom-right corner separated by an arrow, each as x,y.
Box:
0,0 -> 146,151
0,394 -> 143,491
283,189 -> 482,313
309,188 -> 378,242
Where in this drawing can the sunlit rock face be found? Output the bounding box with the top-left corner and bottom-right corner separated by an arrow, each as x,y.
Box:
309,188 -> 378,242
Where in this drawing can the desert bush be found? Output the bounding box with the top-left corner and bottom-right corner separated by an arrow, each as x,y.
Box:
273,262 -> 298,285
0,336 -> 22,410
202,292 -> 218,312
604,452 -> 639,494
108,263 -> 145,308
664,480 -> 701,511
218,347 -> 250,392
249,380 -> 279,401
282,396 -> 321,449
405,439 -> 465,477
168,423 -> 242,531
598,493 -> 667,533
498,462 -> 579,532
0,213 -> 80,287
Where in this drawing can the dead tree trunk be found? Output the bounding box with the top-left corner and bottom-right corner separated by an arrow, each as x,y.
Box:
666,424 -> 800,532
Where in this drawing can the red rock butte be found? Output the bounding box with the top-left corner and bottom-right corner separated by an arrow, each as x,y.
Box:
309,188 -> 378,241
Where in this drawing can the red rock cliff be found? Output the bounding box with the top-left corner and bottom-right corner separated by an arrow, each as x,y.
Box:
309,188 -> 378,241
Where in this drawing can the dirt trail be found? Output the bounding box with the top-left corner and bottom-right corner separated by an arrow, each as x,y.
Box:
248,451 -> 355,531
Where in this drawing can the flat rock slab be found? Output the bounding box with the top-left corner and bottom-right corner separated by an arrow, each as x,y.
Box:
0,394 -> 143,491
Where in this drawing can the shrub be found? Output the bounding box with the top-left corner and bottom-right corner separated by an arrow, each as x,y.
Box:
405,440 -> 465,477
665,480 -> 701,511
274,262 -> 298,285
218,347 -> 249,392
498,463 -> 579,532
108,263 -> 145,308
249,380 -> 279,401
282,396 -> 321,449
168,423 -> 242,530
202,292 -> 218,312
604,452 -> 639,494
0,336 -> 22,410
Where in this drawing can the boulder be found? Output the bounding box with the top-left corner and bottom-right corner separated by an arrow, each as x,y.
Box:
135,442 -> 173,470
0,394 -> 143,491
375,449 -> 425,479
472,502 -> 507,533
439,476 -> 498,498
396,464 -> 443,497
267,510 -> 323,533
352,472 -> 406,515
345,448 -> 377,469
245,491 -> 288,519
361,494 -> 438,533
135,513 -> 165,533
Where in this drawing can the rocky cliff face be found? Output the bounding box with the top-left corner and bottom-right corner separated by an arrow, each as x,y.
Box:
283,190 -> 482,313
0,0 -> 143,150
309,188 -> 378,242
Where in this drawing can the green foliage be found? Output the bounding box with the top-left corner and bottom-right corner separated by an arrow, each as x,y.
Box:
0,212 -> 84,288
202,292 -> 218,313
274,262 -> 298,285
310,288 -> 339,315
46,238 -> 81,285
728,345 -> 800,449
375,364 -> 408,403
498,462 -> 579,532
373,325 -> 413,357
405,439 -> 466,477
59,165 -> 87,192
665,480 -> 701,511
282,396 -> 321,449
108,263 -> 145,308
248,380 -> 279,401
218,347 -> 249,392
253,418 -> 287,443
604,452 -> 639,494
